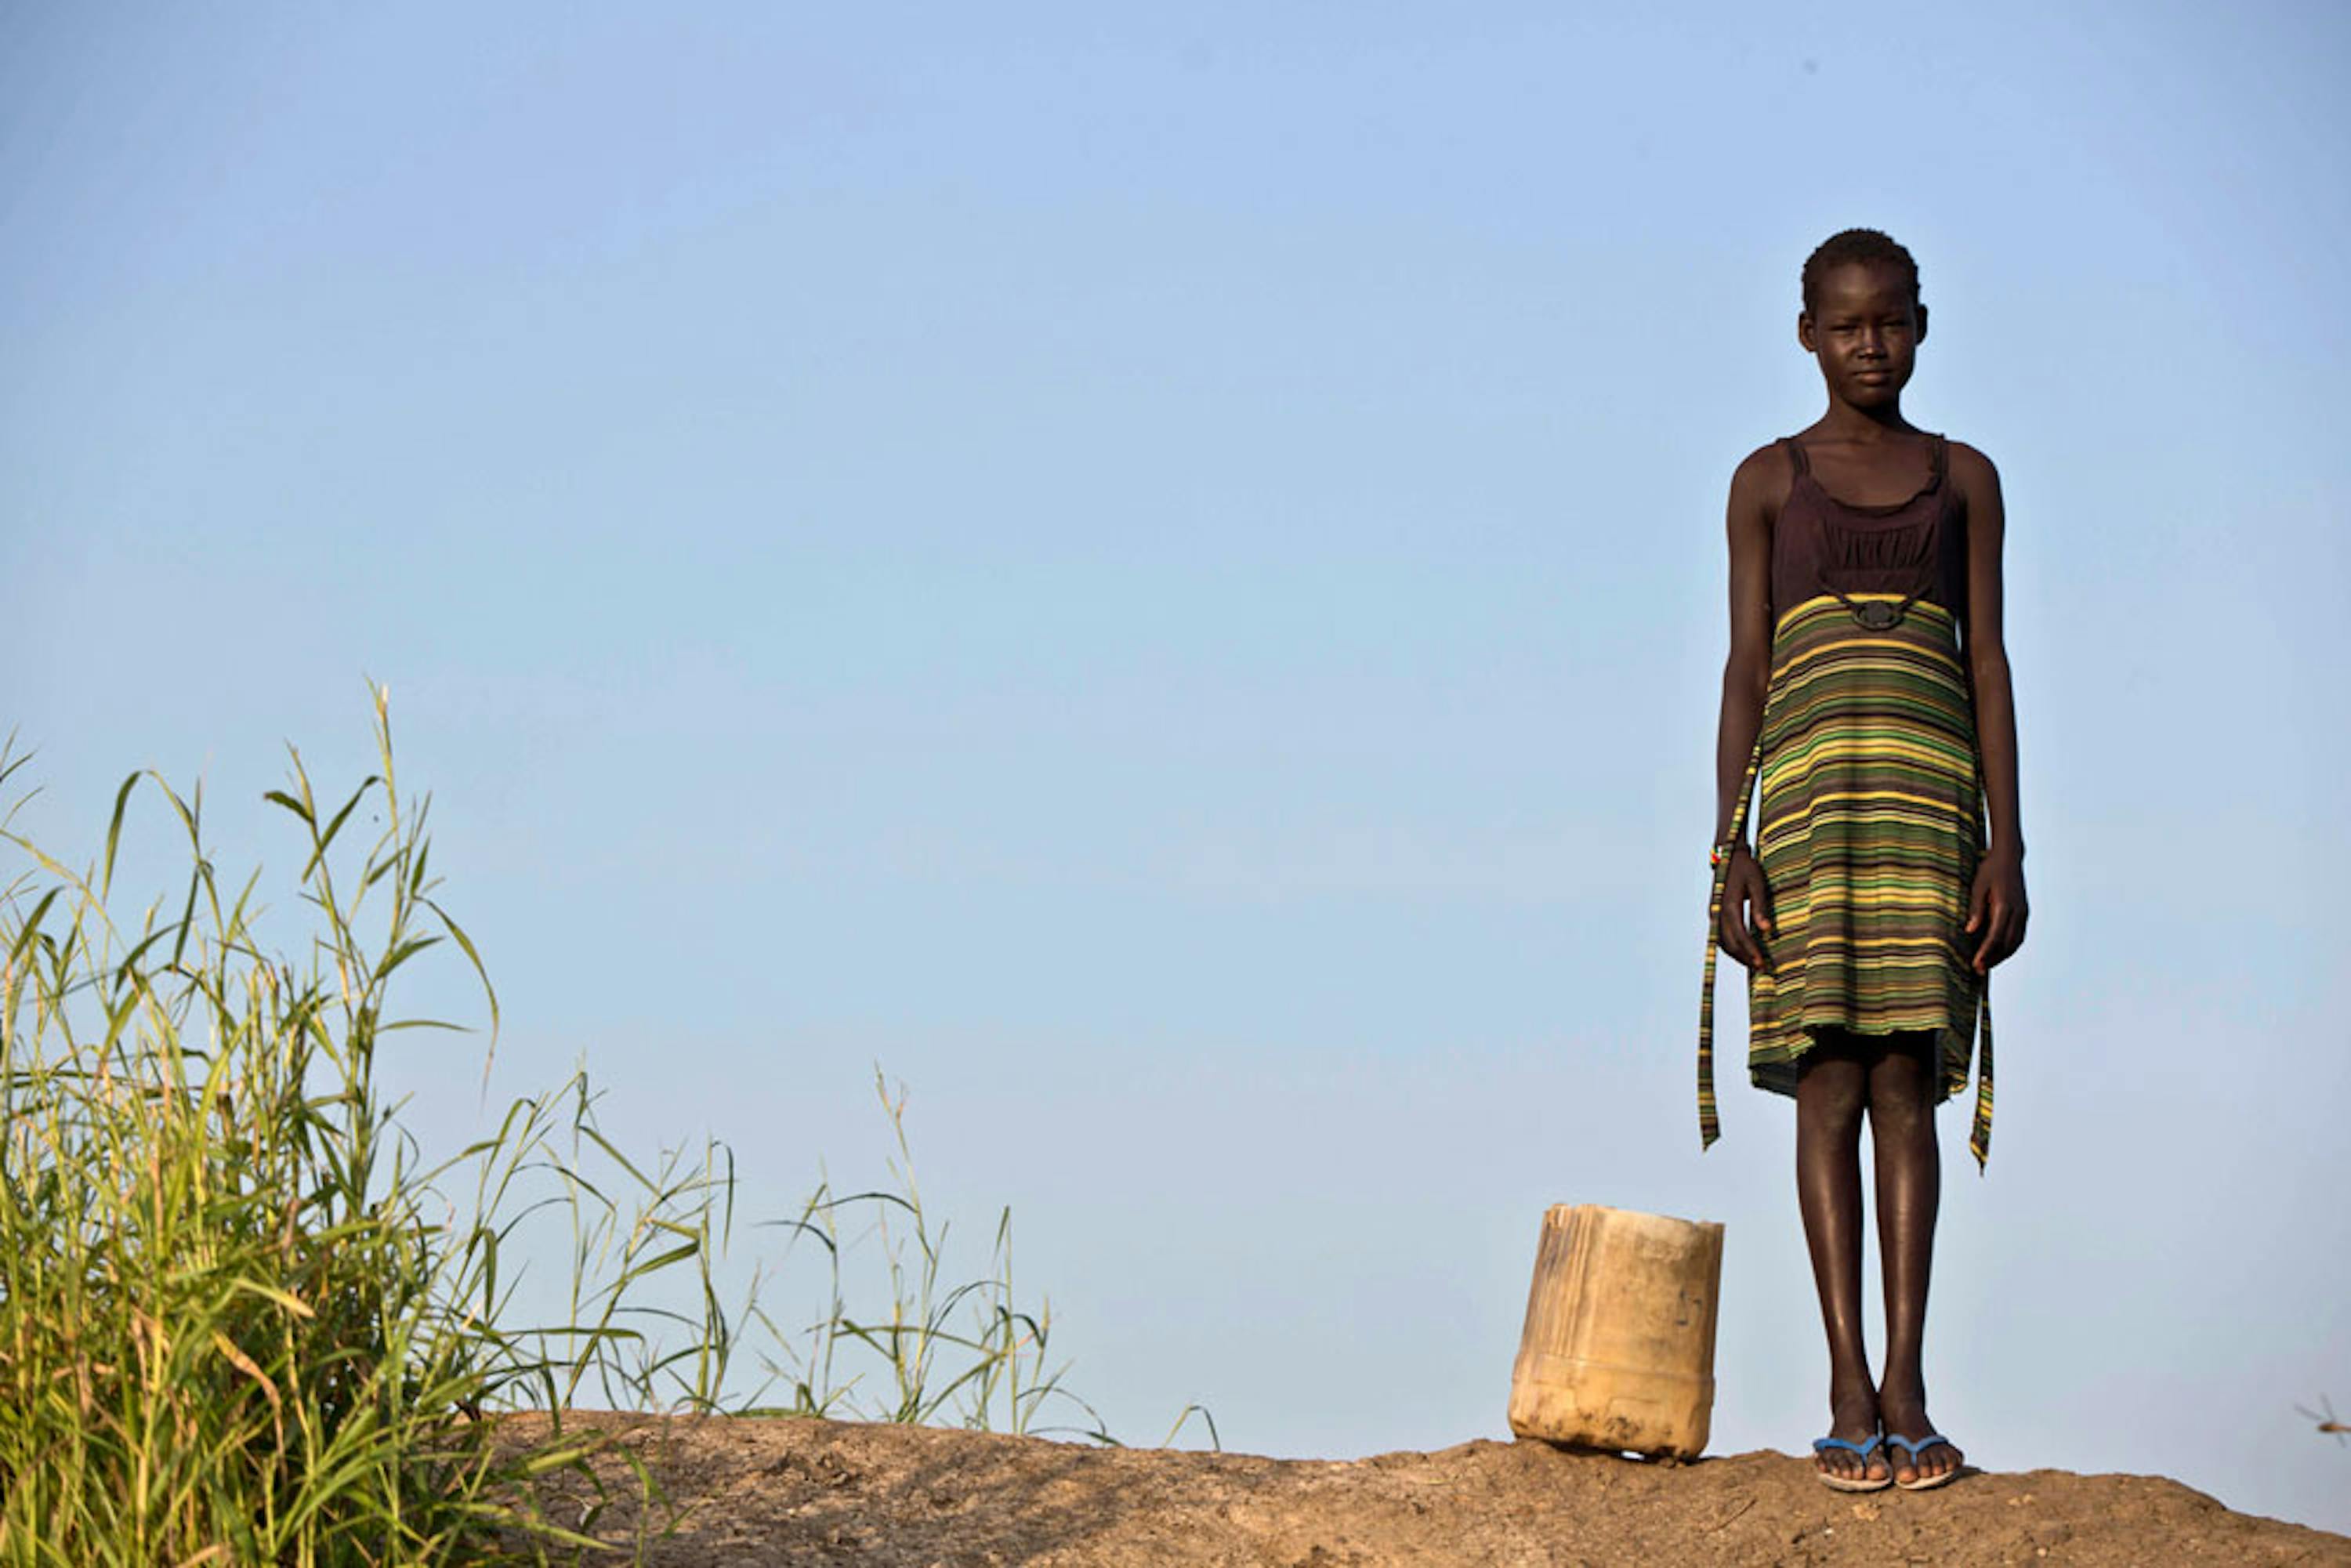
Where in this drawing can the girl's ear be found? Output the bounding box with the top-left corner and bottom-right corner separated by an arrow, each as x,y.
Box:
1797,310 -> 1817,353
1914,302 -> 1929,344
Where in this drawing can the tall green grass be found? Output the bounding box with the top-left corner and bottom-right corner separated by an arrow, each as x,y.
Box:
0,690 -> 1212,1565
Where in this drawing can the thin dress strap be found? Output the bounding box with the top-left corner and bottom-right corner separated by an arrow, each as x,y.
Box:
1782,436 -> 1810,477
1930,433 -> 1950,485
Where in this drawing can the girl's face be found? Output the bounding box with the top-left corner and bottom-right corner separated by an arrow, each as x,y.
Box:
1799,261 -> 1926,411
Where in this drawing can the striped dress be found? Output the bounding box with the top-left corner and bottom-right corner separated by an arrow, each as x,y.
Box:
1698,433 -> 1995,1167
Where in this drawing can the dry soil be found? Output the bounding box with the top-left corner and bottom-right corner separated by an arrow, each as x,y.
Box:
488,1410 -> 2350,1566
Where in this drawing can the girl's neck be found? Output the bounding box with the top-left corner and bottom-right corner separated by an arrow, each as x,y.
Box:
1815,400 -> 1918,444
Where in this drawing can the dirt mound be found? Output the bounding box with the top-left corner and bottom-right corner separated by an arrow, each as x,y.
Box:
492,1411 -> 2349,1566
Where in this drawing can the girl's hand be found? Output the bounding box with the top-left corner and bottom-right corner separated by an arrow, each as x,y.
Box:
1717,848 -> 1774,970
1965,849 -> 2028,972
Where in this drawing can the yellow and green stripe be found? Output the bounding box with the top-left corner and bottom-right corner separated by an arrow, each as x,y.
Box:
1701,593 -> 1994,1167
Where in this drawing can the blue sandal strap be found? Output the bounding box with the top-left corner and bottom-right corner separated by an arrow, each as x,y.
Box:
1885,1432 -> 1952,1458
1812,1434 -> 1885,1458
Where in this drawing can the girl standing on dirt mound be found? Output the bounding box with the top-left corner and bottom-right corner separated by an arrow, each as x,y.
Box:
1697,229 -> 2028,1493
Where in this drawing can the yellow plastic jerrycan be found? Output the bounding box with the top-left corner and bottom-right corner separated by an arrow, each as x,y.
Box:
1506,1204 -> 1724,1460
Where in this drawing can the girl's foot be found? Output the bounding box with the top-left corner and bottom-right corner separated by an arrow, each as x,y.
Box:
1879,1387 -> 1965,1487
1813,1387 -> 1889,1487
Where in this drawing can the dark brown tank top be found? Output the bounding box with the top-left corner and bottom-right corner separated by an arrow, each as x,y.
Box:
1770,433 -> 1968,632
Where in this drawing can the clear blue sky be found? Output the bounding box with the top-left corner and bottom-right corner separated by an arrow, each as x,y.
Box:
5,0 -> 2348,1534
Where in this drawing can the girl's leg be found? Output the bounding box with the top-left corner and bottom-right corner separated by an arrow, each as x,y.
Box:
1866,1033 -> 1965,1484
1794,1030 -> 1889,1484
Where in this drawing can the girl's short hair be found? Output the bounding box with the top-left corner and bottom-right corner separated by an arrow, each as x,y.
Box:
1802,230 -> 1921,312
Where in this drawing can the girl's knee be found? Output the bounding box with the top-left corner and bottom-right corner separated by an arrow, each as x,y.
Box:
1796,1051 -> 1870,1130
1866,1040 -> 1941,1131
1867,1090 -> 1936,1144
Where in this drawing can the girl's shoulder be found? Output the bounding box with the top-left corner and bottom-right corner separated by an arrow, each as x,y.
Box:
1940,436 -> 2003,507
1940,434 -> 1998,466
1734,433 -> 1802,471
1727,436 -> 1803,509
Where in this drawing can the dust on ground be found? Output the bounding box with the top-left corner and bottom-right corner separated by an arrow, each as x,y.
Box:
488,1410 -> 2349,1566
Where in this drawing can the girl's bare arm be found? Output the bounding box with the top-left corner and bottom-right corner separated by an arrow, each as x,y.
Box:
1952,440 -> 2029,969
1712,445 -> 1781,967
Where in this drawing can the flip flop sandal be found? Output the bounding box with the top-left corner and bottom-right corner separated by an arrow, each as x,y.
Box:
1886,1432 -> 1963,1490
1810,1432 -> 1892,1492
